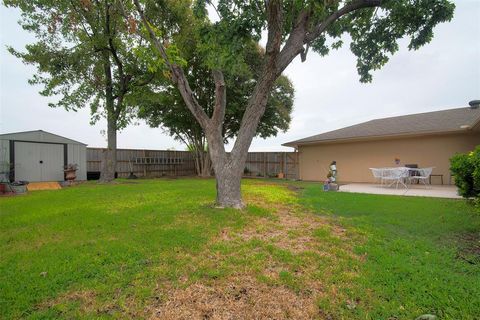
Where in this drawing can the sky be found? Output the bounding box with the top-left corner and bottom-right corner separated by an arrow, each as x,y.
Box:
0,1 -> 479,151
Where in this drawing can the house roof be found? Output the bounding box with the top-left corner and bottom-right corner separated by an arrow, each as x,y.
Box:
283,106 -> 480,147
0,130 -> 87,145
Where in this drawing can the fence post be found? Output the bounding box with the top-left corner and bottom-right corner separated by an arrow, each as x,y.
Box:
263,152 -> 267,177
142,149 -> 147,177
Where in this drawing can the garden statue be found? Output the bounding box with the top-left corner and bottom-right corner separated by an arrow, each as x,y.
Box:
329,161 -> 337,183
324,161 -> 338,191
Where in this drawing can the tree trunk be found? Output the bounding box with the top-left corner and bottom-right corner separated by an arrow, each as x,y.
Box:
100,117 -> 117,182
99,46 -> 117,183
193,152 -> 201,176
214,162 -> 244,209
203,69 -> 278,208
203,120 -> 244,208
199,151 -> 212,177
190,141 -> 211,177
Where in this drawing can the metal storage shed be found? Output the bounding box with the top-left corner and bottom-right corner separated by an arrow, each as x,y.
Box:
0,130 -> 87,182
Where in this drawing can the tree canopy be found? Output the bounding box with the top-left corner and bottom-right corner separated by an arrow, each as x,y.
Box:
5,0 -> 159,181
6,0 -> 155,127
188,0 -> 455,83
136,41 -> 294,175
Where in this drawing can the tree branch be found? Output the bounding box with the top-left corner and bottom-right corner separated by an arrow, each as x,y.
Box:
69,0 -> 96,40
206,0 -> 222,19
264,0 -> 283,66
305,0 -> 382,43
132,73 -> 155,87
132,0 -> 210,129
211,70 -> 226,127
105,2 -> 129,118
227,1 -> 285,165
277,0 -> 381,73
276,9 -> 310,73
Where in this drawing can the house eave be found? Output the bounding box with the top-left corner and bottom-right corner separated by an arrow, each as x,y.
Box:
282,128 -> 476,148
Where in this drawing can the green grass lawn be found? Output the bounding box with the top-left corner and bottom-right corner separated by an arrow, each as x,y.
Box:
0,179 -> 478,319
300,186 -> 480,319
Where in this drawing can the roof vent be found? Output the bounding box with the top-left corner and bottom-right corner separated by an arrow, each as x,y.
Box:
469,100 -> 480,109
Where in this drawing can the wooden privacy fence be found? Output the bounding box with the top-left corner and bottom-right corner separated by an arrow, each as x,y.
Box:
243,152 -> 298,179
87,148 -> 298,179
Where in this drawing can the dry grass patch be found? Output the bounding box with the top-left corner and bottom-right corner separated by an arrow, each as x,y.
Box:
37,290 -> 97,314
237,194 -> 349,254
455,231 -> 480,265
149,276 -> 321,320
145,186 -> 362,319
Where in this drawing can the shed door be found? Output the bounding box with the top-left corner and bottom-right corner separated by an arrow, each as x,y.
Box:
15,142 -> 64,182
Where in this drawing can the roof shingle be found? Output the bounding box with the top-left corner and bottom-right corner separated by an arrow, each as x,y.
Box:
284,107 -> 480,147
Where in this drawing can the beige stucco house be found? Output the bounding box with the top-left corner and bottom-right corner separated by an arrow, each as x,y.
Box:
284,105 -> 480,184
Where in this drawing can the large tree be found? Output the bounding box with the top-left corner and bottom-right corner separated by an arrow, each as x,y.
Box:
137,44 -> 294,177
128,0 -> 454,208
5,0 -> 156,182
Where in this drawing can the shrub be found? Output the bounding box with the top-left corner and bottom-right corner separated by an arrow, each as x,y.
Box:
450,146 -> 480,199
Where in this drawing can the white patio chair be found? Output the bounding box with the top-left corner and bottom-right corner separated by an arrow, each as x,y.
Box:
370,168 -> 385,185
382,167 -> 409,189
408,167 -> 434,188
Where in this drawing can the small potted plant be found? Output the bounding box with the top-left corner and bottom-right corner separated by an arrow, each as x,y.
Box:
10,181 -> 28,194
64,163 -> 78,181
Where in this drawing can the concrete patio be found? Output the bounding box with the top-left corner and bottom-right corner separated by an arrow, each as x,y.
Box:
339,183 -> 461,199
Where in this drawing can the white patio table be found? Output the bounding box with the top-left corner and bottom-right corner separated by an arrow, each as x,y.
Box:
369,167 -> 411,189
370,167 -> 436,189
